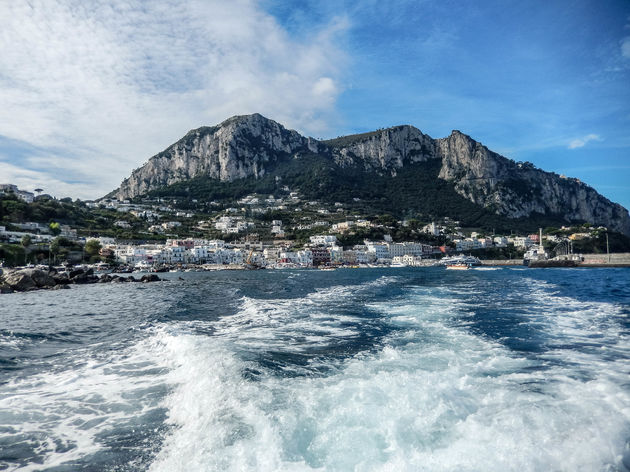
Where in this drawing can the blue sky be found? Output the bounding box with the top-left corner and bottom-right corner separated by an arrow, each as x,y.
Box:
1,0 -> 629,210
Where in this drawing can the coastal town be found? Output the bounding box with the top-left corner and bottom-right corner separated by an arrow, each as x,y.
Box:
2,183 -> 624,273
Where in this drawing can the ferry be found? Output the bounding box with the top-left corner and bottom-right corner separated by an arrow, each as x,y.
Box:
438,255 -> 481,267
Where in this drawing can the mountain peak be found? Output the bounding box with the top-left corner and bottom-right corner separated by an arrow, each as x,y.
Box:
447,129 -> 473,140
221,112 -> 271,125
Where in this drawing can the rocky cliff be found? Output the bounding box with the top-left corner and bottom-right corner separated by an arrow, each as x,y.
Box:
107,114 -> 630,235
434,130 -> 630,234
323,127 -> 630,235
109,114 -> 321,200
325,125 -> 437,172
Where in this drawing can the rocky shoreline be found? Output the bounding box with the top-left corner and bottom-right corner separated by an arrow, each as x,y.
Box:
0,268 -> 163,294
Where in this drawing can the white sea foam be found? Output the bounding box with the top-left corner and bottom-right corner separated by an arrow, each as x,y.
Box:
209,276 -> 400,353
147,280 -> 630,471
0,334 -> 173,471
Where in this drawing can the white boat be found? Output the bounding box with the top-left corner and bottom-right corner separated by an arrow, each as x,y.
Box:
439,255 -> 481,266
133,261 -> 152,272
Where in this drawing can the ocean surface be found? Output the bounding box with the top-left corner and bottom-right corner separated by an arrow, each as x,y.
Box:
1,267 -> 629,471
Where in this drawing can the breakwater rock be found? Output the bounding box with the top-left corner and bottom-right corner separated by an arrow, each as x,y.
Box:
0,268 -> 163,294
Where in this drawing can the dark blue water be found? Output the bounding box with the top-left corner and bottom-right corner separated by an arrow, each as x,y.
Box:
1,267 -> 629,471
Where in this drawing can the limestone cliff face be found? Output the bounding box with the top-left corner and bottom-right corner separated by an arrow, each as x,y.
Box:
108,114 -> 630,235
433,130 -> 630,235
110,114 -> 320,199
327,125 -> 438,173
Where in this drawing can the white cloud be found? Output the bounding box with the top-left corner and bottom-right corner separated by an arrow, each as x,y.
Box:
0,160 -> 98,199
313,77 -> 337,97
622,37 -> 630,58
568,134 -> 602,149
0,0 -> 348,199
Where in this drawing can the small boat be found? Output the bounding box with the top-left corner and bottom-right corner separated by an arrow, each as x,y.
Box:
92,262 -> 113,274
446,263 -> 471,270
133,261 -> 152,272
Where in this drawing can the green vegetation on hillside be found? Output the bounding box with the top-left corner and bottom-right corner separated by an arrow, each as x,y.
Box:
147,155 -> 583,235
0,195 -> 86,226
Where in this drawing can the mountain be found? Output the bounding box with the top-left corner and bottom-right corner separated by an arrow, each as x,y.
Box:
107,114 -> 630,235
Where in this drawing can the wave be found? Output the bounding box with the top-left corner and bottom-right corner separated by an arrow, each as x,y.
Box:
2,271 -> 628,471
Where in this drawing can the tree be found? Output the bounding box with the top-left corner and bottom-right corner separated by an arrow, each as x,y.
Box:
21,234 -> 32,248
49,236 -> 71,262
49,237 -> 62,256
21,234 -> 32,265
49,222 -> 61,235
84,239 -> 102,257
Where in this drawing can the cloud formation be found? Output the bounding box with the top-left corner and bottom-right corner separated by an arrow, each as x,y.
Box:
0,0 -> 347,199
568,134 -> 602,149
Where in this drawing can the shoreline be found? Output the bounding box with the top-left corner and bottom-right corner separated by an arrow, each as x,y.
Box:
0,267 -> 165,294
3,260 -> 629,294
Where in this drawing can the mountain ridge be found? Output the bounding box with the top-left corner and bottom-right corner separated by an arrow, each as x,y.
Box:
107,114 -> 630,235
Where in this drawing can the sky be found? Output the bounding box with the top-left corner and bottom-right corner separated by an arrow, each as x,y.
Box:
1,0 -> 629,210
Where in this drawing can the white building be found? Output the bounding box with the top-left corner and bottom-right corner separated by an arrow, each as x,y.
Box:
329,245 -> 344,263
0,184 -> 34,203
115,246 -> 147,264
365,241 -> 390,260
60,225 -> 77,240
387,242 -> 424,258
510,236 -> 533,248
309,235 -> 337,246
271,220 -> 284,236
162,221 -> 182,230
403,254 -> 424,266
332,221 -> 355,232
493,236 -> 508,247
263,247 -> 281,263
422,222 -> 440,236
355,250 -> 369,264
296,249 -> 313,266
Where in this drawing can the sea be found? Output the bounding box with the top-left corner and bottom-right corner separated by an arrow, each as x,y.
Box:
1,267 -> 629,471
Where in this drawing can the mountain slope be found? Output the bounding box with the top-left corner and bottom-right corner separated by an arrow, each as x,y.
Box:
106,114 -> 630,235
